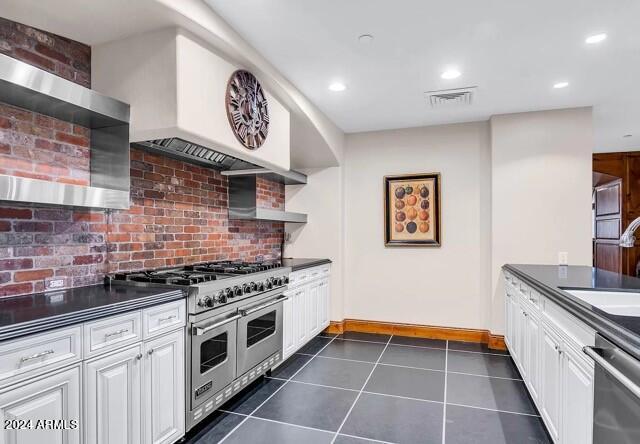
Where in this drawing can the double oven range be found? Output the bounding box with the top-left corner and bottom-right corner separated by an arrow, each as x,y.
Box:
109,260 -> 290,430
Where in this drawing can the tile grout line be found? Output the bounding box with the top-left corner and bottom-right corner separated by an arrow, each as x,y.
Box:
294,352 -> 525,381
218,410 -> 395,444
441,340 -> 448,444
262,376 -> 542,418
330,334 -> 394,444
328,337 -> 510,357
217,335 -> 338,444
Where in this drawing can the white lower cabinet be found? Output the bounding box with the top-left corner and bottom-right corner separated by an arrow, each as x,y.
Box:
84,344 -> 143,444
0,300 -> 186,444
540,322 -> 563,442
143,330 -> 185,444
504,272 -> 594,444
283,265 -> 331,359
561,346 -> 593,444
0,365 -> 81,444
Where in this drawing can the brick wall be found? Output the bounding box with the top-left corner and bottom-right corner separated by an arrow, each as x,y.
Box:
0,17 -> 91,87
107,149 -> 283,273
0,18 -> 285,298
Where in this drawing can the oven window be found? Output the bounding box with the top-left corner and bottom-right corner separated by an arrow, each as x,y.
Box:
200,332 -> 228,374
247,310 -> 276,347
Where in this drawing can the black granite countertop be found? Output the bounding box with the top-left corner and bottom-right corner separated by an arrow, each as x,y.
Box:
281,258 -> 332,271
0,283 -> 185,342
504,264 -> 640,360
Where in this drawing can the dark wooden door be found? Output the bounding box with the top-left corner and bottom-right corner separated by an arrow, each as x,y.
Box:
593,180 -> 622,273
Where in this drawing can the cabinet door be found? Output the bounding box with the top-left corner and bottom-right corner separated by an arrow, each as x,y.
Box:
282,291 -> 296,359
294,287 -> 308,348
319,279 -> 330,330
0,365 -> 81,444
524,312 -> 540,403
84,345 -> 142,444
307,282 -> 320,336
512,302 -> 526,376
540,324 -> 562,442
143,330 -> 185,444
504,289 -> 513,350
562,348 -> 594,444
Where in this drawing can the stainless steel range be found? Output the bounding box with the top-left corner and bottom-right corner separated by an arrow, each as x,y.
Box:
109,260 -> 290,430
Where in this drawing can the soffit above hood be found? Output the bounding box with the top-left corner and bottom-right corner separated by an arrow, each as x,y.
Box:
93,27 -> 291,174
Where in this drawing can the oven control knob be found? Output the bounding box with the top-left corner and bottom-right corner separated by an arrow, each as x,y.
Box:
224,288 -> 234,299
242,283 -> 251,294
250,281 -> 257,291
264,280 -> 272,290
233,286 -> 243,296
215,291 -> 227,305
256,282 -> 264,291
198,296 -> 212,308
283,276 -> 289,284
274,277 -> 283,286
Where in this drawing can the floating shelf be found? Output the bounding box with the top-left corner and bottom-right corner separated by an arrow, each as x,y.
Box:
0,53 -> 131,209
222,168 -> 307,185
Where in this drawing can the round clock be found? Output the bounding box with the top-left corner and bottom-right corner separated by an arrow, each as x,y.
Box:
225,69 -> 269,150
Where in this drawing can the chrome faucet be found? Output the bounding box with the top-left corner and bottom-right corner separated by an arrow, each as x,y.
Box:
620,216 -> 640,247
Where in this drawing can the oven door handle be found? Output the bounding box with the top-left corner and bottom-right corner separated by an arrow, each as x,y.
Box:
583,346 -> 640,400
193,314 -> 242,336
240,296 -> 288,317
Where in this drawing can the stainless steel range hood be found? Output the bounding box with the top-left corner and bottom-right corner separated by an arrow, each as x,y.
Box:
0,53 -> 130,209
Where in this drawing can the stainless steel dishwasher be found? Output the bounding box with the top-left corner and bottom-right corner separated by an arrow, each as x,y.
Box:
583,334 -> 640,443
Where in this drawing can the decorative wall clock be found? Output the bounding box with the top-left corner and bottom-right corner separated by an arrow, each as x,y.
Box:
225,69 -> 269,150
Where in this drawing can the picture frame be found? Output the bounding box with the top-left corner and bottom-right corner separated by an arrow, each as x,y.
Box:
383,172 -> 441,247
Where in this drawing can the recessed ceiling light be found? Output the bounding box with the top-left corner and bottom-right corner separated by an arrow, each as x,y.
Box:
328,82 -> 346,92
553,81 -> 569,89
624,134 -> 633,138
441,69 -> 461,80
585,33 -> 607,44
358,34 -> 374,44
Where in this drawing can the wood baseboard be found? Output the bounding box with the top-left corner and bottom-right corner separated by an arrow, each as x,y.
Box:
324,318 -> 506,351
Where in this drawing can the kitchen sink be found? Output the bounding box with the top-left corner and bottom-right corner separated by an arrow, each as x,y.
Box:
562,289 -> 640,316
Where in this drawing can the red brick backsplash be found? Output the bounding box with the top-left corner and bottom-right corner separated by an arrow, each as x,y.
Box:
107,149 -> 283,273
256,176 -> 285,210
0,104 -> 91,185
0,17 -> 91,87
0,18 -> 284,298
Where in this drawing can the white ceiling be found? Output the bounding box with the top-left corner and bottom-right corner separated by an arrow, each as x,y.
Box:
206,0 -> 640,152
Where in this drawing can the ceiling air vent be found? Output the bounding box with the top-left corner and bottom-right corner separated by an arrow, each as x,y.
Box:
425,86 -> 476,108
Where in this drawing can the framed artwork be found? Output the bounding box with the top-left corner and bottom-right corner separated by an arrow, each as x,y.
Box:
384,173 -> 441,247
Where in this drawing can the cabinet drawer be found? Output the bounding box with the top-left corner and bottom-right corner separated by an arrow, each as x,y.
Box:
83,311 -> 142,358
142,300 -> 186,339
0,325 -> 82,388
288,271 -> 308,287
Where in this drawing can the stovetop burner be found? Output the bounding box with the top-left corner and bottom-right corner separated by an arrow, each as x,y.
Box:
186,261 -> 282,275
114,269 -> 224,286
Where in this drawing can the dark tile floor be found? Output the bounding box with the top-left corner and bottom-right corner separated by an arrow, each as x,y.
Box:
182,332 -> 551,444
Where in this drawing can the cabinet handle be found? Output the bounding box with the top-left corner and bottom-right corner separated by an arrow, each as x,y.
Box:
147,349 -> 154,355
135,353 -> 143,360
104,328 -> 129,339
158,315 -> 177,323
19,349 -> 54,363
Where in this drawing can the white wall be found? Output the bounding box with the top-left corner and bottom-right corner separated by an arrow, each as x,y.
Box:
490,107 -> 594,333
285,107 -> 594,335
284,167 -> 345,321
343,122 -> 492,329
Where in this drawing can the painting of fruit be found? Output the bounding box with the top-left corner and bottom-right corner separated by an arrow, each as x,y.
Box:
384,173 -> 440,247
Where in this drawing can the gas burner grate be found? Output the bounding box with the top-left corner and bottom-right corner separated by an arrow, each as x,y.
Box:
114,269 -> 220,285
